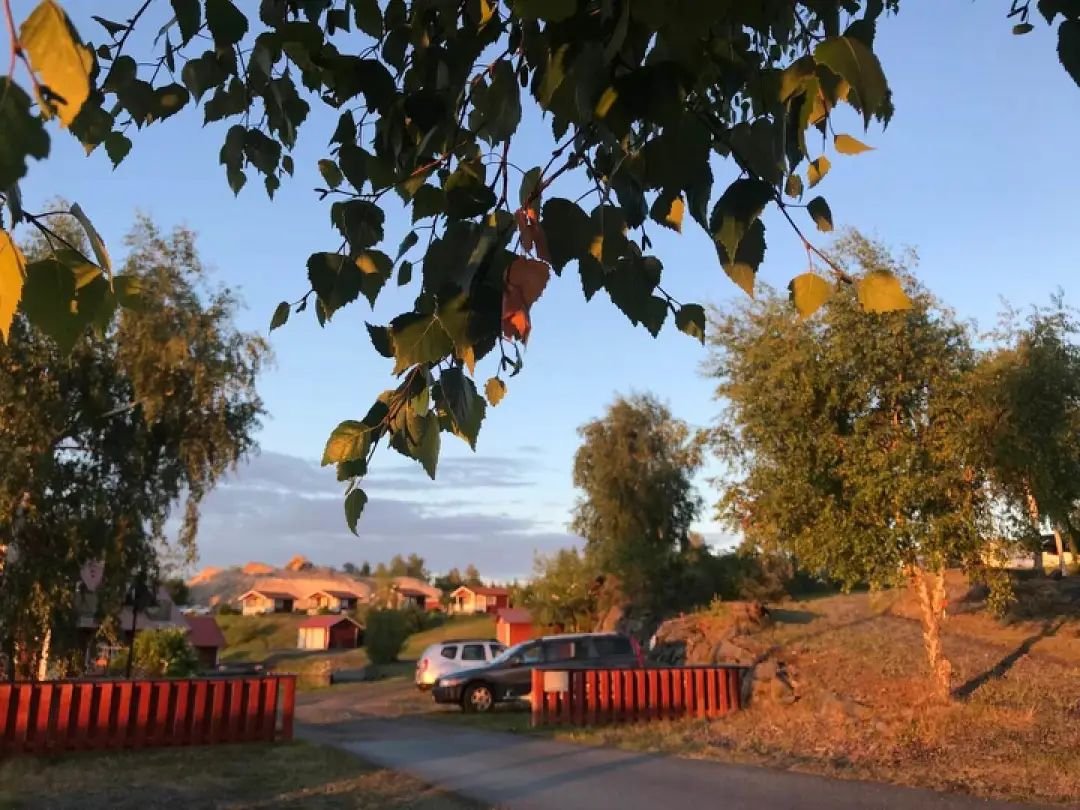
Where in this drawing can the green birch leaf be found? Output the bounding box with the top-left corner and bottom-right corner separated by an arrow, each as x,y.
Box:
344,487 -> 368,534
675,304 -> 706,344
270,301 -> 290,331
807,196 -> 834,232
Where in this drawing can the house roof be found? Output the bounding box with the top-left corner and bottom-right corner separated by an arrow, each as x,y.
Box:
238,589 -> 297,601
454,584 -> 510,598
298,614 -> 362,630
395,586 -> 430,598
496,607 -> 533,625
183,615 -> 226,649
309,589 -> 362,599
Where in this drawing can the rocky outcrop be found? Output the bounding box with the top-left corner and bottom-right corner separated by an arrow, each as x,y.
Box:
284,555 -> 313,572
649,602 -> 798,708
649,602 -> 771,666
241,561 -> 274,576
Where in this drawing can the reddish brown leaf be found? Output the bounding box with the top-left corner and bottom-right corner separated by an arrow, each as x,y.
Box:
515,207 -> 551,263
501,257 -> 550,342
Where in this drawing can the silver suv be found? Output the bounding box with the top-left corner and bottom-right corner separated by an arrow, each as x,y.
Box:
415,638 -> 505,690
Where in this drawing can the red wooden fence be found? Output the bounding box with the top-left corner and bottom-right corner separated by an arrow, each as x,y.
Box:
0,675 -> 296,756
530,667 -> 747,727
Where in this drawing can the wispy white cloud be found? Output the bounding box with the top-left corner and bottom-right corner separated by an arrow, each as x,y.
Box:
187,451 -> 579,580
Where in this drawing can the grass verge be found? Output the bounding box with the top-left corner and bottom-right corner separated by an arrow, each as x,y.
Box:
0,741 -> 480,810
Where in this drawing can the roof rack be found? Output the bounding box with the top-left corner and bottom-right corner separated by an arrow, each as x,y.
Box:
438,638 -> 499,644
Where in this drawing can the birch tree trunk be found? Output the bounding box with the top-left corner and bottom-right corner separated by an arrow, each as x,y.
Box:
1051,526 -> 1068,576
1024,484 -> 1049,575
913,566 -> 952,699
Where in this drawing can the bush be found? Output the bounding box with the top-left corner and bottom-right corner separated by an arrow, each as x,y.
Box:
212,603 -> 239,615
130,628 -> 200,677
364,609 -> 410,665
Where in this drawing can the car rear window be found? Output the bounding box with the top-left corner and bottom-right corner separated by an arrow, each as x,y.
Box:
543,640 -> 576,662
593,636 -> 632,657
460,643 -> 486,661
440,645 -> 458,659
488,644 -> 504,658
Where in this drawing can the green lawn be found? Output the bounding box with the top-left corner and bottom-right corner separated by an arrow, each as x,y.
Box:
401,615 -> 497,659
0,741 -> 479,809
216,613 -> 306,662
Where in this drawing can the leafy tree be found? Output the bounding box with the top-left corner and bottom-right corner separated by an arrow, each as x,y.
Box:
5,0 -> 1074,528
358,561 -> 372,577
572,393 -> 702,612
433,567 -> 463,588
131,627 -> 200,678
968,298 -> 1080,573
463,564 -> 483,587
364,608 -> 409,665
0,215 -> 267,678
520,548 -> 596,632
388,554 -> 408,577
163,578 -> 191,607
386,553 -> 428,579
342,562 -> 358,575
708,233 -> 989,697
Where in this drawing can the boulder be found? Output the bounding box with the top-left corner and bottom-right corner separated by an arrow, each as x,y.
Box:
650,601 -> 771,666
742,659 -> 798,707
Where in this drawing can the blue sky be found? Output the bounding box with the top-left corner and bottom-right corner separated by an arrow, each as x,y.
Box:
10,2 -> 1080,579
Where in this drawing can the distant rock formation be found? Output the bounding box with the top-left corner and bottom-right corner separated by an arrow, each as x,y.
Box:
188,566 -> 222,586
284,555 -> 313,572
241,561 -> 274,576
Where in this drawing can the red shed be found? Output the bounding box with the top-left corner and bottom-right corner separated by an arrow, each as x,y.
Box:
297,614 -> 362,650
496,607 -> 536,647
183,615 -> 227,670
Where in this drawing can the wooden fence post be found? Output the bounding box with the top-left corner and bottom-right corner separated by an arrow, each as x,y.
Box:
529,669 -> 542,727
279,675 -> 296,741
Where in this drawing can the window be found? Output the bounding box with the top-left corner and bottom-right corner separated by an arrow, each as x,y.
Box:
440,645 -> 458,659
518,643 -> 543,665
543,640 -> 575,663
488,644 -> 504,658
592,636 -> 632,657
461,644 -> 485,661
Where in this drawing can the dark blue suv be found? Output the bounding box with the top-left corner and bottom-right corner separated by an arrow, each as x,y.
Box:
431,632 -> 642,712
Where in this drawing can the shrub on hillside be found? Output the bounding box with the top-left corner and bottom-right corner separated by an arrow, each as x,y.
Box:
364,609 -> 409,664
127,628 -> 200,677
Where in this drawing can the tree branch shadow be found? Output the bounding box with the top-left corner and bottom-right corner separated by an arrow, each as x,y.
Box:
951,618 -> 1066,700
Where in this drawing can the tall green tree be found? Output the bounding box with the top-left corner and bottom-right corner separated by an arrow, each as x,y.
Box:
0,216 -> 267,678
3,0 -> 1075,528
708,233 -> 988,696
572,393 -> 702,612
520,548 -> 596,632
463,564 -> 483,586
968,298 -> 1080,573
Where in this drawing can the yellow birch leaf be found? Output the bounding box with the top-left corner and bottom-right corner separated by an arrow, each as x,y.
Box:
0,230 -> 26,342
20,0 -> 94,127
858,271 -> 913,313
788,272 -> 833,318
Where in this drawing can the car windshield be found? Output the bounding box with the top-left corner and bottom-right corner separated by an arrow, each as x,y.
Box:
490,641 -> 529,664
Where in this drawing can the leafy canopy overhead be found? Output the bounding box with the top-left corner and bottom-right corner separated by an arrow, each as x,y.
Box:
1,0 -> 1077,530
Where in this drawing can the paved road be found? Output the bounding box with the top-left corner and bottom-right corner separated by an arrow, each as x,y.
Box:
300,716 -> 1043,810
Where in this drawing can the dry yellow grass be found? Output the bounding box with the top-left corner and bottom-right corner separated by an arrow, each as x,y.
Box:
560,581 -> 1080,805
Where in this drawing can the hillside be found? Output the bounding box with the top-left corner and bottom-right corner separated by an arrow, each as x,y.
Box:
566,575 -> 1080,804
186,563 -> 437,607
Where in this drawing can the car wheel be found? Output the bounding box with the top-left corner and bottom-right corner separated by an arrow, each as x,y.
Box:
462,682 -> 495,713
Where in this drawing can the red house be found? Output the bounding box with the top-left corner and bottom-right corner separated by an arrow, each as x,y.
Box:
496,607 -> 537,647
297,615 -> 363,650
183,615 -> 227,670
449,585 -> 510,615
